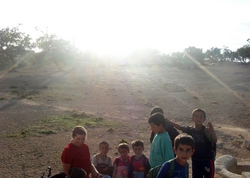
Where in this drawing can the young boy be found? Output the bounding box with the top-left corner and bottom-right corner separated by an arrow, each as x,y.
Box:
92,141 -> 113,177
129,140 -> 151,178
149,106 -> 179,146
112,143 -> 130,178
156,134 -> 195,178
168,108 -> 217,178
148,113 -> 174,168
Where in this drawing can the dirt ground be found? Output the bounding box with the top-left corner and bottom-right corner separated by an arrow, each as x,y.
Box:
0,60 -> 250,178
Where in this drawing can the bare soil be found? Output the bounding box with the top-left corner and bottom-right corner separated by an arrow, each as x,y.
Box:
0,61 -> 250,178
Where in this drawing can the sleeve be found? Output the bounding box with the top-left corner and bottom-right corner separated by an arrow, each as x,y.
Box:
61,147 -> 72,164
112,158 -> 118,178
156,162 -> 170,178
145,157 -> 151,172
108,156 -> 113,167
167,124 -> 179,137
128,156 -> 133,178
204,128 -> 214,143
180,126 -> 191,134
160,134 -> 174,161
92,154 -> 97,166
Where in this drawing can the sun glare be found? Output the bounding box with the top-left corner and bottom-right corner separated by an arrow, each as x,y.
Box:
2,0 -> 250,57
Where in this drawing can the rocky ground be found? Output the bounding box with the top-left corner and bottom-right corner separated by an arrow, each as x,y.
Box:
0,60 -> 249,178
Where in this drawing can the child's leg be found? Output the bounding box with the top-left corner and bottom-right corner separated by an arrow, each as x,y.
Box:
192,160 -> 203,178
203,159 -> 215,178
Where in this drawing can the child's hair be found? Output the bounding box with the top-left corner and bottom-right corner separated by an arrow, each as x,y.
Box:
118,142 -> 130,152
174,134 -> 195,150
192,108 -> 206,119
70,168 -> 87,178
131,139 -> 144,148
150,106 -> 164,115
72,126 -> 87,138
148,112 -> 165,126
99,141 -> 109,147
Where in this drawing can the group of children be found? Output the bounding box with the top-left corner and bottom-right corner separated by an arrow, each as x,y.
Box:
92,107 -> 217,178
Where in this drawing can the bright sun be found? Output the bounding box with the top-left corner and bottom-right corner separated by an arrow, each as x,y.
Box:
3,0 -> 249,57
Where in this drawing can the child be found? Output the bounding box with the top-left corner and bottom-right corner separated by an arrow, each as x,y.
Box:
156,134 -> 195,178
149,106 -> 179,146
112,142 -> 131,178
168,108 -> 217,178
129,140 -> 151,178
92,141 -> 113,177
148,113 -> 174,168
61,126 -> 103,178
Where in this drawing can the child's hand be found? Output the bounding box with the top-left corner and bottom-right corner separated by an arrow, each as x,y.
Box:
207,122 -> 214,132
207,122 -> 217,143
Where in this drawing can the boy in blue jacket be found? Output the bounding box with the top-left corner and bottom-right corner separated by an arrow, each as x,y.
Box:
156,134 -> 195,178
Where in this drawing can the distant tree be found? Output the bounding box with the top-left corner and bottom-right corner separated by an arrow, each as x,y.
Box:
237,46 -> 250,64
170,51 -> 185,66
223,48 -> 239,62
0,25 -> 32,68
35,31 -> 76,70
205,47 -> 223,62
184,46 -> 205,65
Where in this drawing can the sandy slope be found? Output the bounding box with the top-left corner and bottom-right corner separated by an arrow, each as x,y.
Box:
0,61 -> 249,177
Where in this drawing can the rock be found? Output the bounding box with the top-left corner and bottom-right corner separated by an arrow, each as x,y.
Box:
243,140 -> 250,150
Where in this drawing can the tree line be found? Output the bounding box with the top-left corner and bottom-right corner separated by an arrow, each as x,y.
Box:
0,25 -> 250,70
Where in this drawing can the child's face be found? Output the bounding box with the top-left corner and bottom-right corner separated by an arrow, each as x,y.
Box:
132,145 -> 144,156
174,144 -> 195,166
150,123 -> 163,134
99,144 -> 109,155
118,148 -> 129,160
72,134 -> 86,147
192,111 -> 205,126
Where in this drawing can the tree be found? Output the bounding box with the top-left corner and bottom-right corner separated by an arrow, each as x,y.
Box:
0,25 -> 32,68
184,46 -> 205,65
35,32 -> 76,70
205,47 -> 223,62
237,46 -> 250,64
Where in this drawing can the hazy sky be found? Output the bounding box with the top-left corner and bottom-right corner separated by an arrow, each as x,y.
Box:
1,0 -> 250,55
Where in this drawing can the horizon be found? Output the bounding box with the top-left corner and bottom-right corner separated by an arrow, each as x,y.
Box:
1,0 -> 250,56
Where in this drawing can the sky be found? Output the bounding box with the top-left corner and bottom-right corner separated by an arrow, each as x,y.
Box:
1,0 -> 250,56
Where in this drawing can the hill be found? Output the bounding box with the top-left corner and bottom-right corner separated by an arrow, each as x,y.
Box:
0,61 -> 249,177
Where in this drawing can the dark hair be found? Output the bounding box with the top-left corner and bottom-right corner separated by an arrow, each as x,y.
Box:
131,139 -> 144,148
192,108 -> 206,120
174,134 -> 195,150
72,126 -> 87,138
148,112 -> 165,126
99,141 -> 109,147
118,142 -> 130,152
70,168 -> 87,178
150,106 -> 164,115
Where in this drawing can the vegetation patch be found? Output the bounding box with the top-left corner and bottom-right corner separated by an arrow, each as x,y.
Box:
2,112 -> 116,138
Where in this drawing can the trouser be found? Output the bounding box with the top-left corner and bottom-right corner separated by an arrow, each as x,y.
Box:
192,159 -> 214,178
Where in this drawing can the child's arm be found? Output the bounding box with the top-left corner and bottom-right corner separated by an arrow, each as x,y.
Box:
92,155 -> 97,166
160,136 -> 174,161
207,122 -> 217,143
112,160 -> 117,178
165,118 -> 183,130
145,157 -> 151,172
108,156 -> 113,168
